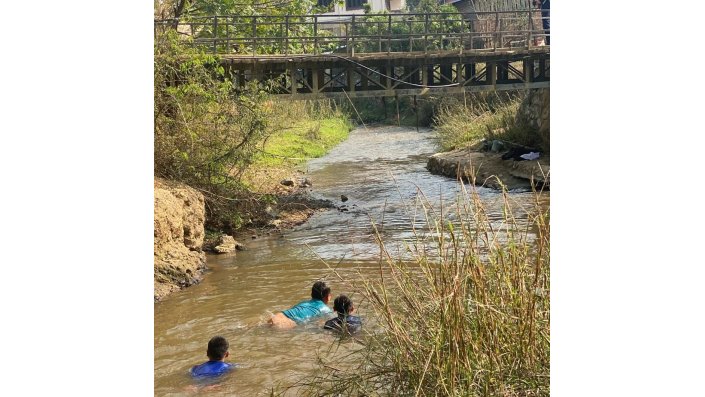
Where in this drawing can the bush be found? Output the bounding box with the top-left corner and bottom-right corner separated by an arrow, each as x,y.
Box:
154,30 -> 275,231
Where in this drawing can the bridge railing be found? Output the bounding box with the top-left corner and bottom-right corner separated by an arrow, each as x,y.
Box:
154,11 -> 549,56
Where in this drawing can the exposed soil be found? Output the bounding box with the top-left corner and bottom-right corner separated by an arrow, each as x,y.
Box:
225,166 -> 337,242
154,178 -> 207,302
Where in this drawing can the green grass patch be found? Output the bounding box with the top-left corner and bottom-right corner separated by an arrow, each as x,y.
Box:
254,117 -> 352,167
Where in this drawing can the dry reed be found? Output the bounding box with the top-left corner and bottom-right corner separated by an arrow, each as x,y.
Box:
300,179 -> 550,397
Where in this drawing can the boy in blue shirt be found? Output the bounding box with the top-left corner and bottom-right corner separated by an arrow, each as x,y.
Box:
269,281 -> 333,329
190,336 -> 235,378
324,295 -> 362,335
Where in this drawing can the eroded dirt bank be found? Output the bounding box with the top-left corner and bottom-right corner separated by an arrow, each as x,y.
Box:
154,176 -> 334,301
154,178 -> 206,301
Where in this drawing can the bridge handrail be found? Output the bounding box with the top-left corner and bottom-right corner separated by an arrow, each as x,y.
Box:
154,11 -> 550,56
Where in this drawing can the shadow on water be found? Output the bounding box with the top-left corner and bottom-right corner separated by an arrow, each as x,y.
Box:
154,125 -> 549,396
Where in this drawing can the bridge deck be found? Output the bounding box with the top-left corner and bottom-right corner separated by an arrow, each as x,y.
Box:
220,47 -> 549,66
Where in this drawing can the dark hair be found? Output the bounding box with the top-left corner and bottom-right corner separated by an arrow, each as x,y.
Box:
311,281 -> 331,300
207,336 -> 229,360
333,295 -> 353,315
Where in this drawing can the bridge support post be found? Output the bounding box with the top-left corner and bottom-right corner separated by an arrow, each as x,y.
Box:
289,65 -> 297,97
306,68 -> 314,94
312,67 -> 319,96
440,64 -> 453,85
457,64 -> 465,86
414,95 -> 419,132
380,65 -> 387,90
524,59 -> 534,85
487,62 -> 496,88
498,61 -> 509,83
538,59 -> 547,80
425,65 -> 433,86
347,67 -> 355,93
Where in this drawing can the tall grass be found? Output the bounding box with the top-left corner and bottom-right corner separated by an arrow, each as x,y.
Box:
435,94 -> 547,151
301,180 -> 549,396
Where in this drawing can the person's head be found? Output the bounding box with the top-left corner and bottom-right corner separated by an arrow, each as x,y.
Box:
206,336 -> 230,361
333,295 -> 354,315
311,281 -> 332,303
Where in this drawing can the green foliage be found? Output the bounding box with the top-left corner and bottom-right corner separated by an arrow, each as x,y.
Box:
169,0 -> 321,55
155,30 -> 274,231
349,8 -> 465,54
183,0 -> 316,17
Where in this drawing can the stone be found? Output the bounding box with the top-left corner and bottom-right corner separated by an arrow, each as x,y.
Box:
213,235 -> 238,254
280,179 -> 295,186
341,194 -> 349,202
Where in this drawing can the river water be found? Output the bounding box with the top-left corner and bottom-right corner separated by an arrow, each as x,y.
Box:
154,125 -> 548,396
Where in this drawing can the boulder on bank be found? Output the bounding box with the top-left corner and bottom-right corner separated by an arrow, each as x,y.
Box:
154,178 -> 207,301
427,148 -> 549,190
213,235 -> 241,254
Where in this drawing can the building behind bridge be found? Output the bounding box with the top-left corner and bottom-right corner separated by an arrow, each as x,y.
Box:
314,0 -> 533,16
316,0 -> 406,15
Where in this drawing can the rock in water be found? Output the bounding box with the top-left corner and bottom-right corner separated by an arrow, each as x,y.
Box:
341,195 -> 349,202
214,235 -> 238,254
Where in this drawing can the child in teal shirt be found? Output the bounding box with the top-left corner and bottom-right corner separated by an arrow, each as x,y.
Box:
269,281 -> 333,328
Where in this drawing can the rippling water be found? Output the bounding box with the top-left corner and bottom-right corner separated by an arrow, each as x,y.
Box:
154,126 -> 548,396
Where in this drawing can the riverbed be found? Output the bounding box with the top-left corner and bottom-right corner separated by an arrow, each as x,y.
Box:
154,125 -> 548,396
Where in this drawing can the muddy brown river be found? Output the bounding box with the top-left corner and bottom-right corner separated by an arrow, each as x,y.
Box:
154,125 -> 548,396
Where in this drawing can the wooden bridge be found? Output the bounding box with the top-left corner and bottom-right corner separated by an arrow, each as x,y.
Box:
155,11 -> 549,99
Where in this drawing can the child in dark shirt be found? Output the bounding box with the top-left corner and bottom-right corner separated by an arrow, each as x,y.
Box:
190,336 -> 235,378
324,295 -> 362,335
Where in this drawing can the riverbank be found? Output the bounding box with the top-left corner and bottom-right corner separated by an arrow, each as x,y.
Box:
154,116 -> 352,301
427,147 -> 550,190
428,89 -> 550,190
